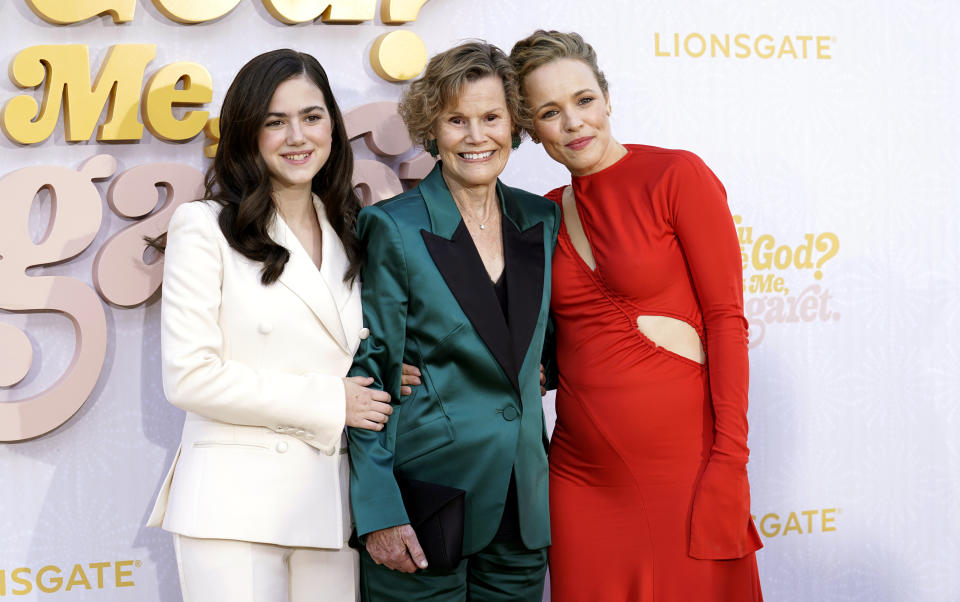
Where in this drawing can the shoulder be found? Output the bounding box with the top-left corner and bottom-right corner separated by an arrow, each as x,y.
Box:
170,199 -> 221,226
364,186 -> 428,226
543,186 -> 566,204
168,200 -> 224,240
357,201 -> 406,248
503,183 -> 558,219
626,144 -> 718,182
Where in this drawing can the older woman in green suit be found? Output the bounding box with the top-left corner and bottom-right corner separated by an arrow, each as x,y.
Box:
347,41 -> 559,601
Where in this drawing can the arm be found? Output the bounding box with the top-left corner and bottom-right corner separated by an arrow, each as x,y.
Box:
540,202 -> 562,392
347,205 -> 411,536
347,206 -> 429,572
666,154 -> 762,559
160,202 -> 346,453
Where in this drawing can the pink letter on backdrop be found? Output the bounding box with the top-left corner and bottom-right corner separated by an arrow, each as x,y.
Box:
94,163 -> 204,307
0,155 -> 114,442
345,101 -> 435,204
344,101 -> 413,156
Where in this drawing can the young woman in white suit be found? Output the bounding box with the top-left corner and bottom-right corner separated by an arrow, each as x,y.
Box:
147,49 -> 418,602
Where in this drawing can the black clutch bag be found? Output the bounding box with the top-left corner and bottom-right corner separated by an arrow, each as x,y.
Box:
396,476 -> 465,572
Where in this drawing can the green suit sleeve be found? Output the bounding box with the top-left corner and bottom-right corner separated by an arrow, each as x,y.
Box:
347,205 -> 410,536
541,202 -> 562,391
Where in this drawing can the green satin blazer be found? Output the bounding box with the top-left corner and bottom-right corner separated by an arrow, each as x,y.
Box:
348,163 -> 560,555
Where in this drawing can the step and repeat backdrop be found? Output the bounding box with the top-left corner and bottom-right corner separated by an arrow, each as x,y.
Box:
1,0 -> 957,600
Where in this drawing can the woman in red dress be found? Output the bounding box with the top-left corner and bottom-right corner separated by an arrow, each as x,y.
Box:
510,31 -> 763,600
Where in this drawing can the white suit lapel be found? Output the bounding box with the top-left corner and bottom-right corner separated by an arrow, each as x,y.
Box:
272,195 -> 350,354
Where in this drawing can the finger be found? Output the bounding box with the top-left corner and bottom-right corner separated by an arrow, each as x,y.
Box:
370,401 -> 393,415
540,386 -> 546,396
390,556 -> 418,573
345,376 -> 375,386
399,375 -> 422,386
370,390 -> 392,403
364,410 -> 389,424
400,385 -> 412,396
400,526 -> 428,569
401,364 -> 422,377
358,419 -> 384,431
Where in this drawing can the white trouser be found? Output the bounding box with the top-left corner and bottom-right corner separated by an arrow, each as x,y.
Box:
174,534 -> 359,602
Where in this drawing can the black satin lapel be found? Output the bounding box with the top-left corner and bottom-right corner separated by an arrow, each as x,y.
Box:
503,220 -> 545,379
421,223 -> 518,390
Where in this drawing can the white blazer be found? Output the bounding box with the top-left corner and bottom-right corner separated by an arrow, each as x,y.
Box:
147,198 -> 363,549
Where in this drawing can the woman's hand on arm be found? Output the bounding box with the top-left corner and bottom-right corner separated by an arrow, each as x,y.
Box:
345,364 -> 419,430
343,376 -> 392,431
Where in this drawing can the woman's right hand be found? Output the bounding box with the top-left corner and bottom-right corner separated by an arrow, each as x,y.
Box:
343,376 -> 393,431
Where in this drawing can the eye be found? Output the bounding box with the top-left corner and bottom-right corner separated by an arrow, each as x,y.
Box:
265,119 -> 284,128
449,116 -> 464,126
539,109 -> 558,119
578,96 -> 595,106
485,113 -> 500,122
305,113 -> 323,123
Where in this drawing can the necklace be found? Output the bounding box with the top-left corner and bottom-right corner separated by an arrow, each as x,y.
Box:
454,197 -> 498,232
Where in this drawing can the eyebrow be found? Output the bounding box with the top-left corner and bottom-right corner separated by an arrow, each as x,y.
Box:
265,105 -> 326,118
443,106 -> 506,118
534,89 -> 596,113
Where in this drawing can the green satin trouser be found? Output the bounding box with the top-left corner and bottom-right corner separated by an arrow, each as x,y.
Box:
359,539 -> 547,601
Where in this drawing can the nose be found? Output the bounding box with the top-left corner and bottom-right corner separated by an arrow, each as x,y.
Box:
465,121 -> 486,144
286,120 -> 306,145
562,109 -> 584,132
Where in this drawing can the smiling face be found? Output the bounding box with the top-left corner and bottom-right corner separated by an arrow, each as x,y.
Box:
257,74 -> 333,199
522,57 -> 621,177
432,75 -> 513,193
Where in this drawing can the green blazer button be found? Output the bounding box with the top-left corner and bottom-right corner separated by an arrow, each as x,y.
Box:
501,407 -> 519,421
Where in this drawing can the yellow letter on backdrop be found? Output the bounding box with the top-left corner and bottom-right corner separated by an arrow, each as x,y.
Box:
262,0 -> 375,23
143,62 -> 213,141
370,31 -> 427,82
26,0 -> 136,24
381,0 -> 428,24
2,44 -> 156,144
152,0 -> 241,23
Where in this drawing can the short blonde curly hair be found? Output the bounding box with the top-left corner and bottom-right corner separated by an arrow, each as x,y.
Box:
398,41 -> 523,150
509,30 -> 609,135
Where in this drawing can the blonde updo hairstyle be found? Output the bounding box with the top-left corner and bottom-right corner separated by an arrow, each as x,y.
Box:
509,30 -> 609,136
398,41 -> 524,150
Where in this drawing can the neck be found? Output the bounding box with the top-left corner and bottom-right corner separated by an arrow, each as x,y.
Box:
442,173 -> 498,213
573,138 -> 629,177
272,184 -> 315,224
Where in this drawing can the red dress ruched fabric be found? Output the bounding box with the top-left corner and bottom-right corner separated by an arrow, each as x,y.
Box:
546,145 -> 763,601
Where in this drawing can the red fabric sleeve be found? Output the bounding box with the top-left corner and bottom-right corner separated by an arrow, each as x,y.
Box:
664,152 -> 763,559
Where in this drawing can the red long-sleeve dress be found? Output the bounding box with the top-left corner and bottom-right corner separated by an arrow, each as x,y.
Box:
546,145 -> 763,601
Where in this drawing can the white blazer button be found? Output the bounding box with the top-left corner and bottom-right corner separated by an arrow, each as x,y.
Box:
358,327 -> 370,340
258,321 -> 273,334
325,447 -> 335,456
276,441 -> 288,453
305,431 -> 315,440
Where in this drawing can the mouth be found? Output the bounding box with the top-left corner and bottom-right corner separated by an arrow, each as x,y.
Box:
281,151 -> 313,164
565,137 -> 593,151
458,150 -> 495,161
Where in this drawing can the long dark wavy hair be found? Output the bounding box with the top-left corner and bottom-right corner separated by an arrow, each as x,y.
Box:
206,49 -> 361,284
